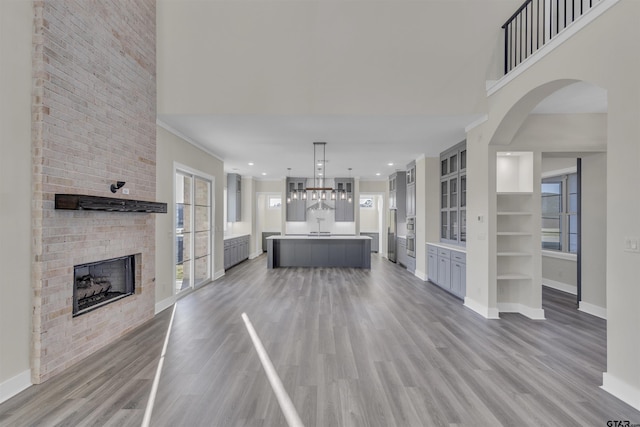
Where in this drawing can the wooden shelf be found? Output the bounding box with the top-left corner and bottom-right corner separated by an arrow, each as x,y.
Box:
55,194 -> 167,213
497,192 -> 534,196
497,275 -> 531,280
497,211 -> 532,216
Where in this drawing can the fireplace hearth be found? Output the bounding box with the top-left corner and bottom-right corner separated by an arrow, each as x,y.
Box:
73,255 -> 135,316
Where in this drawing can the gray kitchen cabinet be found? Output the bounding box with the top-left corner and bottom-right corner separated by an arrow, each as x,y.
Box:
427,244 -> 466,299
406,255 -> 416,274
427,245 -> 438,282
437,248 -> 451,289
224,235 -> 250,270
334,178 -> 354,222
227,173 -> 242,222
406,161 -> 416,218
262,232 -> 281,252
389,171 -> 406,223
360,232 -> 379,252
451,250 -> 466,298
286,178 -> 307,222
397,236 -> 408,267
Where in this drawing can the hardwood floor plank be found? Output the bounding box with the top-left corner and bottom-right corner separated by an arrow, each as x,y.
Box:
2,255 -> 640,426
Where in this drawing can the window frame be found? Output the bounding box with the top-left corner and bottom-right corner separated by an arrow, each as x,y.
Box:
541,171 -> 578,254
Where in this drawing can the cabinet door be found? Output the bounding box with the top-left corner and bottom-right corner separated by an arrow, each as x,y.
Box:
286,179 -> 307,221
451,261 -> 463,297
406,183 -> 416,217
335,179 -> 354,222
438,256 -> 451,289
224,245 -> 231,269
428,252 -> 438,282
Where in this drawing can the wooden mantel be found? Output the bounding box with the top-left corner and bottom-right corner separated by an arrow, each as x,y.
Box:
55,194 -> 167,213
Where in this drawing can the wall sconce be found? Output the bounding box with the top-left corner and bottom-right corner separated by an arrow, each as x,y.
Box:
110,181 -> 125,193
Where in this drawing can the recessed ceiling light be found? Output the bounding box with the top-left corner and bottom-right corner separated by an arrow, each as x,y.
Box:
387,162 -> 394,166
261,172 -> 267,176
506,152 -> 512,156
318,173 -> 323,176
376,172 -> 381,176
248,162 -> 254,166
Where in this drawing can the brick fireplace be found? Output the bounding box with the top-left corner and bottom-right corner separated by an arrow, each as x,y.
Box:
30,0 -> 157,383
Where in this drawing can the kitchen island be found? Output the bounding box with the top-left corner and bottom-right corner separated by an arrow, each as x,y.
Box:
266,235 -> 371,269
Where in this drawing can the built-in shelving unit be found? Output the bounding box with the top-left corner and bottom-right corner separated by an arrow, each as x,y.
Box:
494,151 -> 544,319
496,191 -> 533,282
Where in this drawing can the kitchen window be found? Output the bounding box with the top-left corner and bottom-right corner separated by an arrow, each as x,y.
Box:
268,196 -> 282,208
542,173 -> 578,253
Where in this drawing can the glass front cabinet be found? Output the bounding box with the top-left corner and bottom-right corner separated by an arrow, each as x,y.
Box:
440,141 -> 466,245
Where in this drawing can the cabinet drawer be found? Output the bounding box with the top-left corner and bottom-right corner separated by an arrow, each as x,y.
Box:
451,251 -> 466,263
437,248 -> 450,258
427,245 -> 438,255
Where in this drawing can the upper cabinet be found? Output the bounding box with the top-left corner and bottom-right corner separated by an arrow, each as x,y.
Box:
334,178 -> 354,222
406,161 -> 416,218
286,177 -> 307,222
440,141 -> 466,245
227,173 -> 241,222
389,171 -> 406,222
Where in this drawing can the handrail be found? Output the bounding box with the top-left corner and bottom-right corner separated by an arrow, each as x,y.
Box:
502,0 -> 600,74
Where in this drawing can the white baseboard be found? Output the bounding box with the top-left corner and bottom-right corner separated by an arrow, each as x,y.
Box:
155,295 -> 176,315
213,269 -> 225,280
414,269 -> 427,281
579,301 -> 607,320
602,372 -> 640,412
498,303 -> 545,320
0,369 -> 31,404
249,250 -> 262,260
464,297 -> 500,319
542,279 -> 577,295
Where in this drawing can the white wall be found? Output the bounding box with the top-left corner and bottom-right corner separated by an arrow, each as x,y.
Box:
542,255 -> 577,294
0,0 -> 34,401
156,0 -> 521,117
359,195 -> 380,232
420,157 -> 441,280
580,152 -> 607,317
156,126 -> 225,308
466,0 -> 640,409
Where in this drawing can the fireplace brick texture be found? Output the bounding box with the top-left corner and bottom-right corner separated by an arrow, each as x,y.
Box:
31,0 -> 157,383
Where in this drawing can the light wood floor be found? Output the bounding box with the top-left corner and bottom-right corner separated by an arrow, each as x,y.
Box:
2,254 -> 639,426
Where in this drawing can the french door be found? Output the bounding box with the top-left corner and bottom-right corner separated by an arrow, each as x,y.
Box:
175,169 -> 212,294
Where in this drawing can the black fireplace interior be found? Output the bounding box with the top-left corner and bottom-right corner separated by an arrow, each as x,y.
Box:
73,255 -> 135,316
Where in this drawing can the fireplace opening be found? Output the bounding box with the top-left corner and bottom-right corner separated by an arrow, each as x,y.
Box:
73,255 -> 135,316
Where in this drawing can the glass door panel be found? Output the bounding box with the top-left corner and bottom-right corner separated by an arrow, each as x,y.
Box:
441,181 -> 448,209
449,154 -> 457,174
176,174 -> 192,292
176,172 -> 212,294
460,175 -> 467,207
441,211 -> 448,239
450,211 -> 458,241
460,210 -> 467,242
194,177 -> 211,286
450,177 -> 458,208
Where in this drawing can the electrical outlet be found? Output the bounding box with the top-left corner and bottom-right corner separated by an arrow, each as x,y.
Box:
624,237 -> 640,253
122,188 -> 129,195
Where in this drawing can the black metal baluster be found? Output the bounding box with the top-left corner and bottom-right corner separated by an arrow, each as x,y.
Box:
530,2 -> 533,56
536,0 -> 540,50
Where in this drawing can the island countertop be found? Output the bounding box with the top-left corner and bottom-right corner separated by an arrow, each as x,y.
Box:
267,235 -> 371,268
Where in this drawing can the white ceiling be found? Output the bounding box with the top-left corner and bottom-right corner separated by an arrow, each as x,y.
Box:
158,82 -> 607,180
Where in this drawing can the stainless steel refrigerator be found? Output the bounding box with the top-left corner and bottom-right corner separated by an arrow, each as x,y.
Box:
388,209 -> 397,262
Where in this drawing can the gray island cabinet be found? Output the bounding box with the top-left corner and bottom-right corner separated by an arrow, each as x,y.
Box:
267,236 -> 371,269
